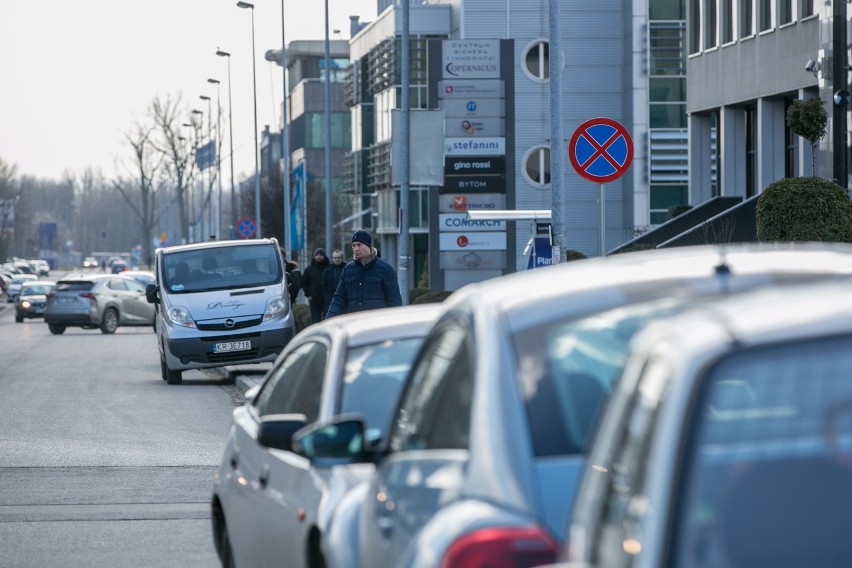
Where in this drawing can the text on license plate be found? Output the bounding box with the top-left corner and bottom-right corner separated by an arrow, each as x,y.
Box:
213,340 -> 251,353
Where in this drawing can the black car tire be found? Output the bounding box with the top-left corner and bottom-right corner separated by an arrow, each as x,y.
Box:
100,308 -> 119,334
166,366 -> 182,385
15,312 -> 23,323
48,323 -> 66,335
160,358 -> 168,381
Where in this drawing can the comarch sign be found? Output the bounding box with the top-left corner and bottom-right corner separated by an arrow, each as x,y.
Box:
439,214 -> 506,232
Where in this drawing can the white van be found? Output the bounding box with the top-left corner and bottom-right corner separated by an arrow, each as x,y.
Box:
146,238 -> 295,384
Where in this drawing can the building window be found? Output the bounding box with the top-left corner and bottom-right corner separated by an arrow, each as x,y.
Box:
704,0 -> 718,49
650,22 -> 687,76
523,40 -> 550,81
689,0 -> 702,53
759,0 -> 772,31
745,106 -> 757,197
802,0 -> 814,17
650,185 -> 689,224
779,0 -> 793,24
784,98 -> 799,178
722,0 -> 734,43
740,0 -> 755,37
523,145 -> 551,187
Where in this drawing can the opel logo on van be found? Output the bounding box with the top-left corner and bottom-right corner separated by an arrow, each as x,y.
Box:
224,319 -> 236,329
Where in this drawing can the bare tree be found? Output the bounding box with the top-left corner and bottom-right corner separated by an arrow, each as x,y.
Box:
150,94 -> 197,244
115,121 -> 165,266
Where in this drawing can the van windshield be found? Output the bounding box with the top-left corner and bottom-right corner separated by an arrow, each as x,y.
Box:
163,244 -> 282,293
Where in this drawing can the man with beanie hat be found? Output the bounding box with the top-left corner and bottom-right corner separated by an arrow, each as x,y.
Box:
301,248 -> 330,323
326,229 -> 403,318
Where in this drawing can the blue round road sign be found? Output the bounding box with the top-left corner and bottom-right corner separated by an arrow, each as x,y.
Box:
568,117 -> 633,183
238,217 -> 257,239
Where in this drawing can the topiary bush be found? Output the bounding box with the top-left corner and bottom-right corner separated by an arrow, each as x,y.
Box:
756,176 -> 852,242
412,290 -> 453,304
408,288 -> 434,304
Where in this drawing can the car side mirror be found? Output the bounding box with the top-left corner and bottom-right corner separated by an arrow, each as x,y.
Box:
292,415 -> 367,464
145,283 -> 159,304
257,413 -> 308,452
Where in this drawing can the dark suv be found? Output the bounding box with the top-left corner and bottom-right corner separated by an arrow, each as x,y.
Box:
44,275 -> 155,334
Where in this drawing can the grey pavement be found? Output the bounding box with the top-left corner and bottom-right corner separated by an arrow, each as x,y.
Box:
224,362 -> 271,396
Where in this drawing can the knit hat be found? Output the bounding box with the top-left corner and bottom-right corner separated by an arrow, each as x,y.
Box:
351,230 -> 372,248
313,248 -> 326,257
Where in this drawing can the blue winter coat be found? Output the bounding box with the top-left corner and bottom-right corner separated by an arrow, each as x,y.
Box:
325,252 -> 403,318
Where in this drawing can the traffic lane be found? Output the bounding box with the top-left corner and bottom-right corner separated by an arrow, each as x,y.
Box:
0,306 -> 237,567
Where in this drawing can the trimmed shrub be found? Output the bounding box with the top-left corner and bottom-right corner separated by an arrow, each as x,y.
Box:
292,304 -> 312,334
408,288 -> 434,304
756,176 -> 852,242
412,290 -> 453,304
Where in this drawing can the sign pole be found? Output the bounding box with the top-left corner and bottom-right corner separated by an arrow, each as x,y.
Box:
599,184 -> 606,257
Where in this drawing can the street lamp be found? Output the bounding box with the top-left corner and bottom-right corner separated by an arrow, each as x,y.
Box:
191,109 -> 204,242
215,49 -> 237,239
237,0 -> 262,239
208,78 -> 223,241
200,94 -> 213,238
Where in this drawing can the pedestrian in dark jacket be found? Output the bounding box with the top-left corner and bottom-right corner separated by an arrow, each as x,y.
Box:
325,230 -> 403,318
280,248 -> 302,304
321,249 -> 346,316
302,248 -> 330,323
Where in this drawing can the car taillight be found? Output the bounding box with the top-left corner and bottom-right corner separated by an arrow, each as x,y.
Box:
46,293 -> 53,299
440,526 -> 558,568
79,293 -> 97,300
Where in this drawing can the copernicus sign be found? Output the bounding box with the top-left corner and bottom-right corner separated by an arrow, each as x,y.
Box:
442,40 -> 501,79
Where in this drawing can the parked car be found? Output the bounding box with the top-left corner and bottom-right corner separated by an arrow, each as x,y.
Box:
6,274 -> 38,303
43,274 -> 155,334
110,260 -> 128,274
309,243 -> 852,568
561,280 -> 852,568
211,304 -> 443,568
122,270 -> 155,287
30,259 -> 50,276
15,280 -> 56,322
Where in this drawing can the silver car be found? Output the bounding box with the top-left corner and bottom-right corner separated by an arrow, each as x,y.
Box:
563,280 -> 852,568
310,243 -> 852,568
6,274 -> 37,303
15,280 -> 55,322
211,304 -> 443,568
44,274 -> 155,334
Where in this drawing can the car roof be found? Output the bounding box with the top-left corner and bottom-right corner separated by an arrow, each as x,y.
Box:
157,238 -> 279,255
302,304 -> 444,347
442,243 -> 852,331
20,280 -> 55,288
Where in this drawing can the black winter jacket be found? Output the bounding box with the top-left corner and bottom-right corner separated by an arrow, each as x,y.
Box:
325,250 -> 402,318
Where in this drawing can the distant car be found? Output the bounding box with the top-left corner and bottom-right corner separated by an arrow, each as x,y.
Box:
211,304 -> 443,568
110,260 -> 128,274
82,256 -> 99,269
122,270 -> 154,286
314,243 -> 852,568
43,274 -> 155,334
562,280 -> 852,568
30,259 -> 50,276
15,281 -> 56,322
6,274 -> 38,303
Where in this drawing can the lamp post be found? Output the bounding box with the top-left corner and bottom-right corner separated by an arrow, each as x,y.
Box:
215,49 -> 237,239
200,94 -> 213,238
208,78 -> 223,240
278,0 -> 291,255
181,122 -> 194,244
323,0 -> 332,253
191,108 -> 204,242
237,1 -> 262,239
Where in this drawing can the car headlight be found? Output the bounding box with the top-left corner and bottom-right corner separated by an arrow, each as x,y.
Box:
263,297 -> 286,321
166,305 -> 196,328
20,300 -> 30,309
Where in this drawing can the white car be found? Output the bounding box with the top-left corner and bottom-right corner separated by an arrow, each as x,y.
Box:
6,274 -> 38,303
211,304 -> 443,568
562,280 -> 852,568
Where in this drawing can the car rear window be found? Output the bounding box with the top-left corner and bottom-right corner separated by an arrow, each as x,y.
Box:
671,334 -> 852,566
56,281 -> 94,292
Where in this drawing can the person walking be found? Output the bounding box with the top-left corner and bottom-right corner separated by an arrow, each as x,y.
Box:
280,248 -> 302,304
301,248 -> 330,323
325,230 -> 403,318
321,249 -> 346,318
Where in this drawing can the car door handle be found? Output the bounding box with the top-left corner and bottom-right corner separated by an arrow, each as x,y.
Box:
258,464 -> 270,489
230,449 -> 239,469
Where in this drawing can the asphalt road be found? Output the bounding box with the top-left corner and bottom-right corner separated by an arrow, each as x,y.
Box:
0,298 -> 261,567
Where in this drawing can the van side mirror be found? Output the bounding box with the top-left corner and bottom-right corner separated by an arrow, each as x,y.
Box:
145,283 -> 159,304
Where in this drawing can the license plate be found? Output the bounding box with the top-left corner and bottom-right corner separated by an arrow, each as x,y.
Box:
213,340 -> 251,353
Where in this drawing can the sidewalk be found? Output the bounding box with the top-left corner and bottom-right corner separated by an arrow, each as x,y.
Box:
224,363 -> 271,395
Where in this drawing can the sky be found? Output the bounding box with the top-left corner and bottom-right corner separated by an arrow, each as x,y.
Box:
0,0 -> 379,182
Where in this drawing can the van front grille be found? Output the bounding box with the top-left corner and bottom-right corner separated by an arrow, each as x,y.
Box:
197,317 -> 263,331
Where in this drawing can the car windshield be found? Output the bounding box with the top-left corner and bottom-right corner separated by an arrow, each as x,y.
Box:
21,284 -> 53,295
671,334 -> 852,567
512,297 -> 709,457
338,337 -> 424,444
163,244 -> 282,293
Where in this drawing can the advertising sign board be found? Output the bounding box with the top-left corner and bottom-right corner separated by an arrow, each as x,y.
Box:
445,118 -> 505,137
439,214 -> 506,232
445,137 -> 505,156
445,156 -> 505,176
442,40 -> 501,79
438,193 -> 506,213
439,231 -> 507,251
439,250 -> 507,270
439,98 -> 505,118
439,79 -> 505,98
440,175 -> 505,194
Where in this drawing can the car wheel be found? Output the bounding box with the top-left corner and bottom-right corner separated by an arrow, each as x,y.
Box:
15,312 -> 23,323
212,507 -> 236,568
48,323 -> 66,335
160,358 -> 169,381
100,308 -> 119,334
